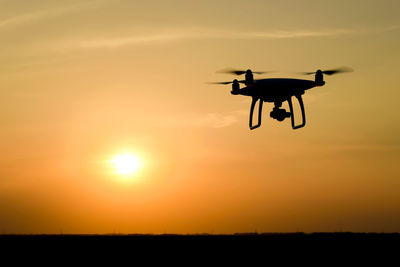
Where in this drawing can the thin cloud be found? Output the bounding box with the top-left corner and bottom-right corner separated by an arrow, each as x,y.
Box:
194,113 -> 238,128
78,26 -> 399,48
160,112 -> 242,128
80,33 -> 186,48
322,144 -> 400,155
0,0 -> 107,30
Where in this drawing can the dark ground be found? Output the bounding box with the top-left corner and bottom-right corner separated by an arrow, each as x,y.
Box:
1,233 -> 398,261
2,232 -> 399,239
2,232 -> 399,247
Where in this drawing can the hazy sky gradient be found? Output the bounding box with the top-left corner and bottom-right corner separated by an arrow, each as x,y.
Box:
0,0 -> 399,234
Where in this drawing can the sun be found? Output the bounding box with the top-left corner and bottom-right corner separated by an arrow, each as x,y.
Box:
111,154 -> 141,175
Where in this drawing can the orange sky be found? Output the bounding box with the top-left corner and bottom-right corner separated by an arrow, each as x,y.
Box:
0,0 -> 399,234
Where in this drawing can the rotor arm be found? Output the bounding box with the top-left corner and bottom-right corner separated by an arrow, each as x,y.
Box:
249,97 -> 263,130
287,94 -> 306,130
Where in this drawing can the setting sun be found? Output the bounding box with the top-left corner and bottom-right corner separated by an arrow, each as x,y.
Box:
111,154 -> 141,175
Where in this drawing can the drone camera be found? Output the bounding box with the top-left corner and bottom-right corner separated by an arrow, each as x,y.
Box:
270,107 -> 291,122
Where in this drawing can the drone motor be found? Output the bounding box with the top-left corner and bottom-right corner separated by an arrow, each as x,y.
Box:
245,69 -> 254,85
315,70 -> 325,86
231,79 -> 240,95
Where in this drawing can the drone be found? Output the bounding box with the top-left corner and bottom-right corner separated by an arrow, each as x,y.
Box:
209,67 -> 353,130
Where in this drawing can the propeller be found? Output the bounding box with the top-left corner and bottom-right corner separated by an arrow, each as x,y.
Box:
207,80 -> 246,85
216,68 -> 272,76
300,67 -> 353,76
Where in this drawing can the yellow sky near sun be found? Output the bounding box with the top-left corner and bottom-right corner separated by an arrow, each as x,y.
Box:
0,0 -> 399,234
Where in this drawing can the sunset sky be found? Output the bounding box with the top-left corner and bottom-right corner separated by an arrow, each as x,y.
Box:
0,0 -> 399,234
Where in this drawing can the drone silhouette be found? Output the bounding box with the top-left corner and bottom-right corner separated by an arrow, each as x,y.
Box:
209,67 -> 353,130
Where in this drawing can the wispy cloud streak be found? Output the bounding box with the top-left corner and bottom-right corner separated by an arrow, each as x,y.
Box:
0,1 -> 106,30
194,113 -> 238,128
78,26 -> 399,48
159,111 -> 248,128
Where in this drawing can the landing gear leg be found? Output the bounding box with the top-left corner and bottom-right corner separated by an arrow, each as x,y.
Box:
287,94 -> 306,129
249,97 -> 263,130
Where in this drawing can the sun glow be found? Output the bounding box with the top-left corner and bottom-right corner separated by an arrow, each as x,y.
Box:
111,154 -> 141,175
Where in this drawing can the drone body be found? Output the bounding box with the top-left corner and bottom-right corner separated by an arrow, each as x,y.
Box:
211,68 -> 352,130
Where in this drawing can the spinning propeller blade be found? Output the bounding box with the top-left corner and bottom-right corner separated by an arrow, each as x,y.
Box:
216,68 -> 272,75
300,67 -> 353,75
207,81 -> 234,85
207,80 -> 246,85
